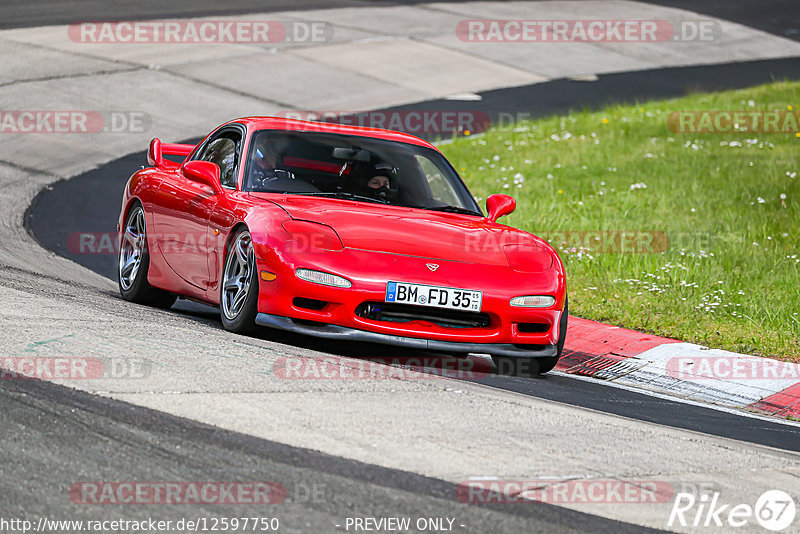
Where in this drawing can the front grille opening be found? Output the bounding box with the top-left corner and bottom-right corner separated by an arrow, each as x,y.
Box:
356,302 -> 491,329
517,322 -> 550,334
293,297 -> 328,311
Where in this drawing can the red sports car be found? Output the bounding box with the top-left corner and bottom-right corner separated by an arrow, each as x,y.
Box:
117,117 -> 567,374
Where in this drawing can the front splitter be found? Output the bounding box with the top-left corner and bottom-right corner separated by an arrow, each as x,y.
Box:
255,313 -> 557,358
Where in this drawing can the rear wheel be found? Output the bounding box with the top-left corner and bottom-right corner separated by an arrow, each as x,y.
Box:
493,296 -> 568,377
220,228 -> 259,333
118,203 -> 176,309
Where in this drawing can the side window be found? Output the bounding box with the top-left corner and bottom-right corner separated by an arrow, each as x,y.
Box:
415,155 -> 460,205
195,130 -> 242,188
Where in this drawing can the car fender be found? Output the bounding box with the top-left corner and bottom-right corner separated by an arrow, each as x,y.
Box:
205,195 -> 292,303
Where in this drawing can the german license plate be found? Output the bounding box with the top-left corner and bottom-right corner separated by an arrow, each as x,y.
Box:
385,282 -> 482,312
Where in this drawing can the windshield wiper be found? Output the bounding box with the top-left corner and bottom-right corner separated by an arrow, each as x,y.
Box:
421,205 -> 482,216
286,191 -> 388,204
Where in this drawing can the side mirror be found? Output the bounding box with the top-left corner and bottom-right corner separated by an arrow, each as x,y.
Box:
147,138 -> 163,167
182,160 -> 223,195
486,194 -> 516,223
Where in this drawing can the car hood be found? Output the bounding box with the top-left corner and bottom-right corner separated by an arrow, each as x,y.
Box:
255,194 -> 549,266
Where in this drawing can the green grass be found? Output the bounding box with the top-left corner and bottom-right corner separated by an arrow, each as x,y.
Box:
440,81 -> 800,361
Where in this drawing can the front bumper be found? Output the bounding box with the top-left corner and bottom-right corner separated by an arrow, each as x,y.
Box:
250,243 -> 566,349
255,312 -> 558,358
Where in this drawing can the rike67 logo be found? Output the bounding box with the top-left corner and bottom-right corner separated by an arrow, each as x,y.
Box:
669,490 -> 796,531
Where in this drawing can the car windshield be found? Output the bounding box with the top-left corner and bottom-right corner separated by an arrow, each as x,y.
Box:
243,130 -> 482,215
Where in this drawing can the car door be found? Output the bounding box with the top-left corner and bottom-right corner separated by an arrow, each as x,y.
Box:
152,126 -> 243,291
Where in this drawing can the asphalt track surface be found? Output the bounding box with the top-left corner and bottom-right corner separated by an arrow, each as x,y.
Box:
2,374 -> 665,533
8,0 -> 800,529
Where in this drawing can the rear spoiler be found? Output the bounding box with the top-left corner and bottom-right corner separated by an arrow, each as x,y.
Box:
147,138 -> 195,167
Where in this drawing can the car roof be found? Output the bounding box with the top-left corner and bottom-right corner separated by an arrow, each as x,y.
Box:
225,116 -> 439,151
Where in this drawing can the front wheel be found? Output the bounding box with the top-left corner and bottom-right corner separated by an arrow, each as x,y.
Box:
220,228 -> 259,333
493,296 -> 568,377
118,203 -> 176,309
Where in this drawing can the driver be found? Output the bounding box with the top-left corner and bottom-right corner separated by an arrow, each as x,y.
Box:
361,162 -> 396,202
366,174 -> 390,190
250,136 -> 294,187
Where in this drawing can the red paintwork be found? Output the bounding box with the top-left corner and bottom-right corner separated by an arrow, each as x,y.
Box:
182,160 -> 224,195
147,139 -> 194,167
486,194 -> 516,223
147,138 -> 162,167
162,143 -> 194,157
119,117 -> 567,347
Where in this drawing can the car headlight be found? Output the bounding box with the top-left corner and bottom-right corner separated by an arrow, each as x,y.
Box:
503,243 -> 553,272
295,268 -> 352,288
510,295 -> 556,308
282,220 -> 343,251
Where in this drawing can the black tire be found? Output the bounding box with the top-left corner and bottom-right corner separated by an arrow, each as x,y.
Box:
118,202 -> 176,309
493,296 -> 569,377
219,228 -> 259,333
